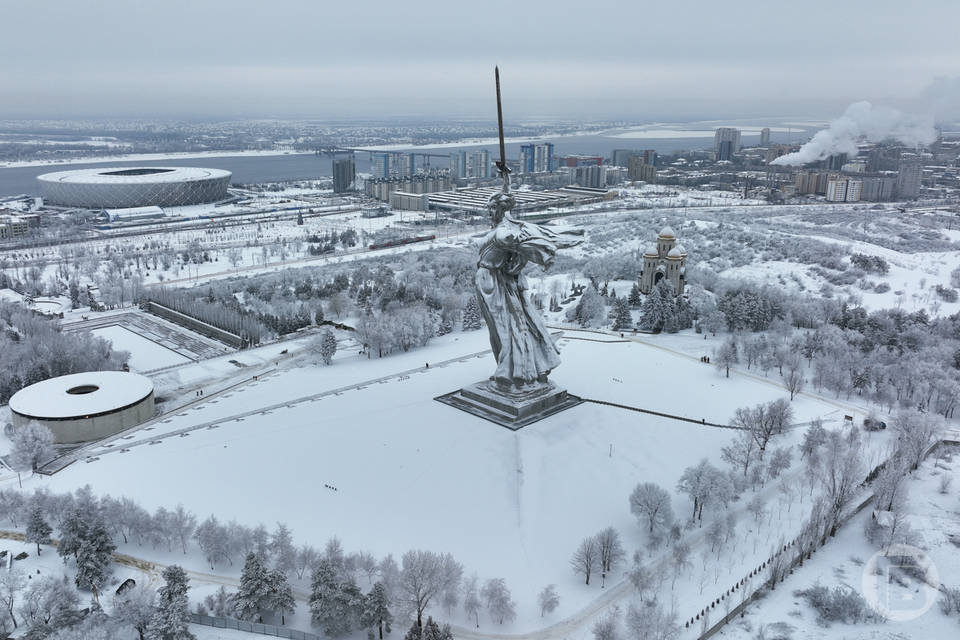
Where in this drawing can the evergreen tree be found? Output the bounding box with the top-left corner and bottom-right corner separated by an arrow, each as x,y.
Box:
611,298 -> 633,331
234,553 -> 270,622
627,283 -> 642,308
145,565 -> 194,640
320,329 -> 338,366
310,558 -> 361,637
74,517 -> 116,598
462,296 -> 483,331
25,505 -> 52,555
639,284 -> 665,331
267,569 -> 295,626
421,617 -> 453,640
58,508 -> 88,562
361,581 -> 393,640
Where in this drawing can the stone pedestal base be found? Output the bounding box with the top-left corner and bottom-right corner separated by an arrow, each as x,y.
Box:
435,380 -> 582,430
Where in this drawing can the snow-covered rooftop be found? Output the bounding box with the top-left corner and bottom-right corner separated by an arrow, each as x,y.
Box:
10,371 -> 153,419
37,167 -> 231,186
667,247 -> 682,258
658,226 -> 675,238
643,244 -> 659,256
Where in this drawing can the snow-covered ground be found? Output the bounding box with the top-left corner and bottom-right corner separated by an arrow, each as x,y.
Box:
20,327 -> 852,635
91,325 -> 192,372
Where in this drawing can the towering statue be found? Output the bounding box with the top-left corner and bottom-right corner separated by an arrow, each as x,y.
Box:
437,68 -> 583,428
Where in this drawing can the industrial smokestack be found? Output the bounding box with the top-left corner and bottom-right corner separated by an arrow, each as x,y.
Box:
771,101 -> 935,166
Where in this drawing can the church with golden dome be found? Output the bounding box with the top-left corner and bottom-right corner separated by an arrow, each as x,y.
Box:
638,226 -> 687,295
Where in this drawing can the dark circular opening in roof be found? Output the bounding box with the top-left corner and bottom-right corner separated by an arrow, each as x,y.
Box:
98,168 -> 176,176
66,385 -> 99,395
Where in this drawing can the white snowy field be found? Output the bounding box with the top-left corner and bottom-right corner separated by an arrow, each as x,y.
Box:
29,330 -> 850,633
722,448 -> 960,640
91,325 -> 192,372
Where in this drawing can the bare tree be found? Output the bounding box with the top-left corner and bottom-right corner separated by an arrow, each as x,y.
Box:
571,537 -> 600,585
629,483 -> 674,533
595,527 -> 626,587
537,584 -> 559,617
480,578 -> 515,625
398,550 -> 462,629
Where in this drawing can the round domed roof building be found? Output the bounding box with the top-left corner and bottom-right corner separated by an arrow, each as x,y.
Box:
9,371 -> 155,444
639,227 -> 687,295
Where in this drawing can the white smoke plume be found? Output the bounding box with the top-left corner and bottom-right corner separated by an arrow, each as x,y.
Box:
771,101 -> 935,166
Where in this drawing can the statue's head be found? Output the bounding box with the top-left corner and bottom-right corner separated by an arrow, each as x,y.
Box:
487,191 -> 516,225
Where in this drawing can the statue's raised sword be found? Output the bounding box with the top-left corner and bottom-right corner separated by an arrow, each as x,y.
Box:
495,66 -> 511,193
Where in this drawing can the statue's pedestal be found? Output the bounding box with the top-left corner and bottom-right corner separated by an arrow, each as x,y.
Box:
435,380 -> 583,430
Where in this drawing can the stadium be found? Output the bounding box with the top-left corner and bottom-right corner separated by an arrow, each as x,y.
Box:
37,166 -> 232,209
9,371 -> 155,444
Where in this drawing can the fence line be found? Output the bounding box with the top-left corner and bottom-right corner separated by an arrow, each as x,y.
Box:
190,613 -> 322,640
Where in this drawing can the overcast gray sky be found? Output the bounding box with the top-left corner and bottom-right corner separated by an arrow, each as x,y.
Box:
2,0 -> 958,121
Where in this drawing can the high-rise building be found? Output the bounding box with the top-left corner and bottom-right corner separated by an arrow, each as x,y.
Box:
826,177 -> 862,202
760,127 -> 771,147
627,156 -> 657,182
714,128 -> 741,161
466,149 -> 490,178
860,176 -> 896,202
567,165 -> 607,188
824,153 -> 848,171
371,153 -> 391,179
332,154 -> 356,193
641,149 -> 657,166
612,149 -> 635,167
519,143 -> 554,174
896,159 -> 922,199
450,150 -> 467,179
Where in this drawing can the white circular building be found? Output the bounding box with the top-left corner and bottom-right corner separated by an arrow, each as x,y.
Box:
37,167 -> 232,209
9,372 -> 155,444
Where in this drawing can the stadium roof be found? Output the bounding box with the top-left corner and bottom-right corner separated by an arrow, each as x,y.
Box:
37,167 -> 231,185
10,371 -> 153,419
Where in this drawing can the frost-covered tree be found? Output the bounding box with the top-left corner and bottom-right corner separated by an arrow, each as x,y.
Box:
361,581 -> 393,640
19,575 -> 80,636
570,286 -> 606,327
309,557 -> 363,637
112,582 -> 155,640
9,422 -> 55,474
194,516 -> 230,569
595,527 -> 626,583
537,585 -> 559,617
677,459 -> 727,523
201,586 -> 233,618
25,505 -> 52,555
625,600 -> 679,640
626,552 -> 656,600
894,409 -> 943,471
271,523 -> 297,577
611,298 -> 633,331
629,482 -> 674,533
462,296 -> 483,331
480,579 -> 515,625
74,517 -> 116,597
168,506 -> 195,555
398,550 -> 462,630
720,431 -> 757,479
319,329 -> 338,366
592,608 -> 621,640
570,537 -> 599,585
0,568 -> 26,631
714,338 -> 738,378
295,545 -> 319,580
234,553 -> 270,622
463,574 -> 481,628
266,569 -> 295,626
766,446 -> 793,482
145,565 -> 194,640
731,398 -> 792,458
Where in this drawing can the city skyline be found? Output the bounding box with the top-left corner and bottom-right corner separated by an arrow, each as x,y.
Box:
2,1 -> 959,120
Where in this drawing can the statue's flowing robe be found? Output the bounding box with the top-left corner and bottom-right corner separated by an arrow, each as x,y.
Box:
475,218 -> 582,388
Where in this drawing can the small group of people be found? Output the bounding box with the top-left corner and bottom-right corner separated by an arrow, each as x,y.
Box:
195,389 -> 204,397
700,355 -> 711,364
